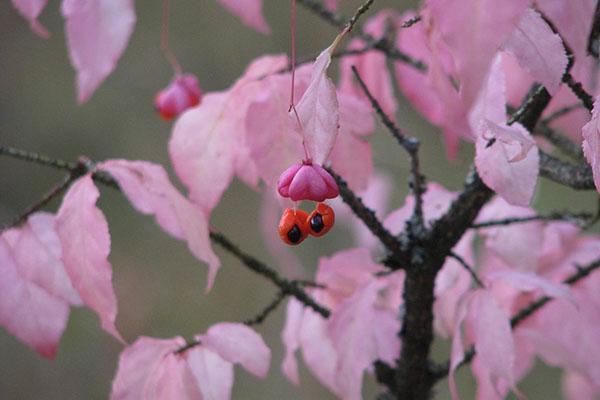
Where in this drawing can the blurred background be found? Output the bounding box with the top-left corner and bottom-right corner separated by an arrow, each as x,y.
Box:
0,0 -> 597,398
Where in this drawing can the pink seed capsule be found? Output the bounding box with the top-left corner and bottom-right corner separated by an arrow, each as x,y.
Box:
277,161 -> 339,202
154,74 -> 202,120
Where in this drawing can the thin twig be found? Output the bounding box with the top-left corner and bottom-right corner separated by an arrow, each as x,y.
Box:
174,339 -> 201,354
563,73 -> 594,112
2,174 -> 79,230
541,103 -> 584,124
345,0 -> 374,33
401,15 -> 421,28
448,252 -> 484,288
209,231 -> 330,318
244,291 -> 287,326
472,211 -> 593,229
350,66 -> 425,230
0,145 -> 76,171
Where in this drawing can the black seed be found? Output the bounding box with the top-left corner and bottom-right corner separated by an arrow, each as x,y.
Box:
310,213 -> 324,233
287,225 -> 302,243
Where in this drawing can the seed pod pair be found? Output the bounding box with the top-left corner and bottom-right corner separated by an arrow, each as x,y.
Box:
278,203 -> 335,245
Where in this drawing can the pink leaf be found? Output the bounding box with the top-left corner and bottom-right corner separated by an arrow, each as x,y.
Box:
0,237 -> 69,359
11,0 -> 49,37
475,121 -> 539,206
111,337 -> 178,398
201,322 -> 271,378
8,212 -> 81,305
328,280 -> 400,400
55,175 -> 123,342
186,347 -> 234,400
449,293 -> 472,400
486,270 -> 572,300
427,0 -> 528,109
169,55 -> 288,214
469,54 -> 507,131
502,8 -> 568,95
216,0 -> 270,34
562,371 -> 599,400
296,46 -> 340,165
328,94 -> 375,191
61,0 -> 136,103
582,97 -> 600,193
470,290 -> 518,397
477,198 -> 544,271
170,93 -> 237,213
98,160 -> 220,291
384,182 -> 457,233
281,299 -> 304,384
246,84 -> 305,188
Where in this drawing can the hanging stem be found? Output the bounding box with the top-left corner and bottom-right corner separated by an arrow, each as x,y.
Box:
288,0 -> 310,160
161,0 -> 183,76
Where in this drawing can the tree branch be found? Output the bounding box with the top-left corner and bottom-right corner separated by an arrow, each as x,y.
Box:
563,73 -> 594,112
472,210 -> 593,229
243,290 -> 287,326
539,151 -> 595,190
296,0 -> 427,71
350,66 -> 425,231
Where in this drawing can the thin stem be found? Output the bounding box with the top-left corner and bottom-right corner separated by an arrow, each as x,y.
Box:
563,73 -> 594,112
472,211 -> 593,229
0,145 -> 76,172
2,174 -> 78,230
401,15 -> 421,28
448,252 -> 484,288
541,103 -> 584,124
244,291 -> 287,326
289,0 -> 297,111
174,339 -> 201,354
